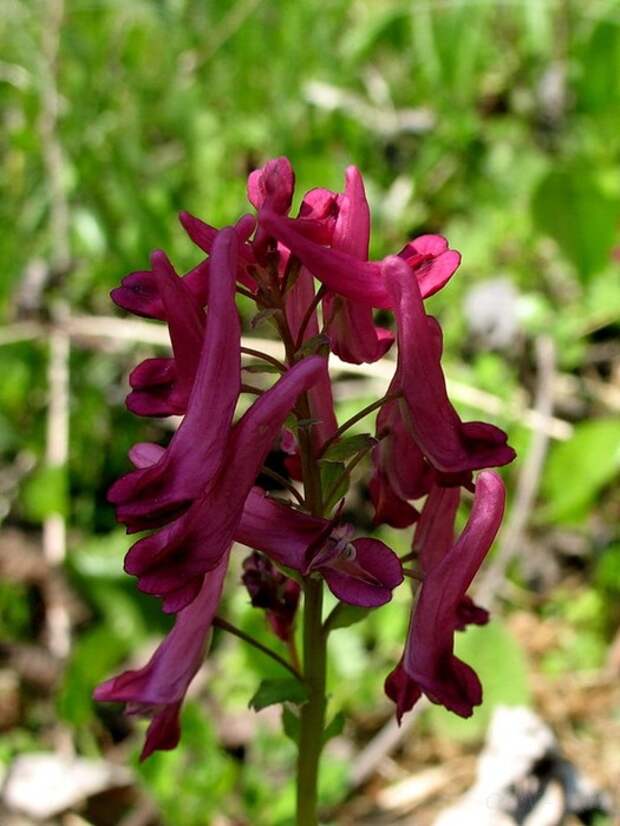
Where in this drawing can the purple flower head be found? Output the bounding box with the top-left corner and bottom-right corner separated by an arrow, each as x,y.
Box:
100,157 -> 515,764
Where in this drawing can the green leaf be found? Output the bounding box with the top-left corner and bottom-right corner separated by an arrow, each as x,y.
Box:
575,21 -> 620,117
249,678 -> 309,712
320,461 -> 349,506
325,603 -> 371,632
242,362 -> 281,374
281,705 -> 301,744
322,711 -> 346,744
540,418 -> 620,524
532,163 -> 620,280
287,416 -> 321,431
427,620 -> 530,742
321,434 -> 377,463
596,543 -> 620,594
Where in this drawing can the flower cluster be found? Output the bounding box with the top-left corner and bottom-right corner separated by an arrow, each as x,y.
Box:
95,158 -> 514,759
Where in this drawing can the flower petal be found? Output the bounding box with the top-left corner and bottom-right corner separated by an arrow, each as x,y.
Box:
369,469 -> 419,529
413,484 -> 460,573
247,157 -> 295,215
111,258 -> 210,321
124,357 -> 327,609
259,209 -> 461,309
384,659 -> 422,724
321,538 -> 403,607
402,471 -> 505,717
94,554 -> 228,758
109,228 -> 241,530
384,256 -> 516,474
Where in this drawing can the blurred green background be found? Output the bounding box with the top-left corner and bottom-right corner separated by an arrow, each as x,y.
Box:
1,1 -> 619,824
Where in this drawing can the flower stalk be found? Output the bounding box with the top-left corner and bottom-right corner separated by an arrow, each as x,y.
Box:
297,577 -> 327,826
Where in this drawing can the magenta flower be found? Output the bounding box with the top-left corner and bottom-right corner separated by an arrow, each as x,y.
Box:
369,379 -> 434,527
368,468 -> 419,529
123,356 -> 327,612
178,211 -> 258,292
321,167 -> 394,364
125,250 -> 205,417
101,158 -> 515,778
111,213 -> 257,320
385,471 -> 504,721
258,207 -> 461,309
94,553 -> 229,760
383,256 -> 516,475
237,488 -> 403,607
109,227 -> 242,531
111,256 -> 210,321
247,156 -> 295,215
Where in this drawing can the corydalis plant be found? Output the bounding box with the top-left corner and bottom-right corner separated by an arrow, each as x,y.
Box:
96,158 -> 515,825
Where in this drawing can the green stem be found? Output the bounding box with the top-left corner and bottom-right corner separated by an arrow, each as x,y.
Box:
296,577 -> 327,826
295,284 -> 327,350
274,298 -> 329,825
213,617 -> 302,681
295,381 -> 328,825
318,391 -> 402,458
259,466 -> 306,506
240,346 -> 287,373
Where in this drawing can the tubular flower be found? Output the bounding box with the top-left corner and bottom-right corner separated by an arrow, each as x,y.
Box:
123,356 -> 328,612
384,256 -> 516,475
94,553 -> 229,761
369,376 -> 434,527
109,227 -> 242,531
321,166 -> 394,364
125,250 -> 205,417
111,256 -> 210,321
385,471 -> 505,721
257,208 -> 461,309
237,487 -> 403,607
112,213 -> 257,320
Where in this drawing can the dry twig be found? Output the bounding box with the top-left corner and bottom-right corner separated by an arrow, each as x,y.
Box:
39,0 -> 72,664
